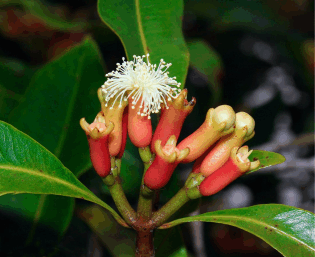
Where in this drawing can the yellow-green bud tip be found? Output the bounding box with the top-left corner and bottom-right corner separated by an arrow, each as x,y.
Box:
235,112 -> 255,137
213,105 -> 236,131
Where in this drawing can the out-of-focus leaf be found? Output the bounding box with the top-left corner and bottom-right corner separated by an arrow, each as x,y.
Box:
0,0 -> 86,31
160,204 -> 315,257
185,0 -> 289,33
188,40 -> 223,104
80,204 -> 189,257
0,58 -> 36,121
0,121 -> 126,226
0,57 -> 35,94
2,37 -> 106,240
10,36 -> 104,177
79,204 -> 135,257
98,0 -> 189,87
155,227 -> 189,257
247,150 -> 286,174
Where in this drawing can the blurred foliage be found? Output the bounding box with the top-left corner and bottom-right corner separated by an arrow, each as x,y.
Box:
0,0 -> 313,256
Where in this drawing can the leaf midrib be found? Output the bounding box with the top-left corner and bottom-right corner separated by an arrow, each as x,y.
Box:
165,215 -> 315,252
0,164 -> 91,198
135,0 -> 148,56
0,163 -> 125,225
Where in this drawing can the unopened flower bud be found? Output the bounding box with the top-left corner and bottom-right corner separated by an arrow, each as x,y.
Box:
128,97 -> 153,147
117,108 -> 128,159
151,89 -> 196,153
199,146 -> 260,196
144,135 -> 189,190
98,88 -> 127,156
80,112 -> 114,177
200,111 -> 255,177
177,105 -> 235,163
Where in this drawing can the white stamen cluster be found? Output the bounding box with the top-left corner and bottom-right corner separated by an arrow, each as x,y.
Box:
101,54 -> 181,119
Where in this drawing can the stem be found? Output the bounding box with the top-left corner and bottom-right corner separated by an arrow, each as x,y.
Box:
103,157 -> 137,227
151,187 -> 190,227
137,146 -> 155,221
137,185 -> 155,220
105,176 -> 137,226
135,228 -> 155,257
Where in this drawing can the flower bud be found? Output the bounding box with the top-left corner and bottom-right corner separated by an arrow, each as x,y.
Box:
80,112 -> 114,177
177,105 -> 235,163
128,97 -> 152,147
191,144 -> 216,174
200,111 -> 255,177
151,89 -> 196,153
117,108 -> 128,159
144,135 -> 189,190
199,146 -> 260,196
98,88 -> 127,157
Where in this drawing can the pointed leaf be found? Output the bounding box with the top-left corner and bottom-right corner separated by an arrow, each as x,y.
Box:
160,204 -> 315,257
97,0 -> 189,87
0,121 -> 127,227
247,150 -> 286,174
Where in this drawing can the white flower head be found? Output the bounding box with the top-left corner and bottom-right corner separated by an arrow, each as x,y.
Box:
101,54 -> 181,119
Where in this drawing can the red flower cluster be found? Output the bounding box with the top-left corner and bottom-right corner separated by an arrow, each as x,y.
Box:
81,82 -> 259,196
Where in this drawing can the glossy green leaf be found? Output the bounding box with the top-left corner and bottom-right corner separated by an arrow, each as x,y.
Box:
0,0 -> 86,31
97,0 -> 189,87
80,204 -> 189,257
160,204 -> 315,257
188,40 -> 223,104
3,37 -> 108,239
0,121 -> 126,226
247,150 -> 286,174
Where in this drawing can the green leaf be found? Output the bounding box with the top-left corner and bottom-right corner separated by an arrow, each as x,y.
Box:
0,120 -> 126,226
0,57 -> 35,94
97,0 -> 189,87
188,40 -> 223,104
247,150 -> 286,174
0,0 -> 86,31
0,58 -> 36,121
10,36 -> 105,178
184,0 -> 289,33
3,37 -> 106,240
80,204 -> 136,257
160,204 -> 315,257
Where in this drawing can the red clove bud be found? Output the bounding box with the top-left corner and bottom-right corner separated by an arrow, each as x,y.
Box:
144,135 -> 189,190
151,89 -> 196,153
80,112 -> 114,177
199,146 -> 260,196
